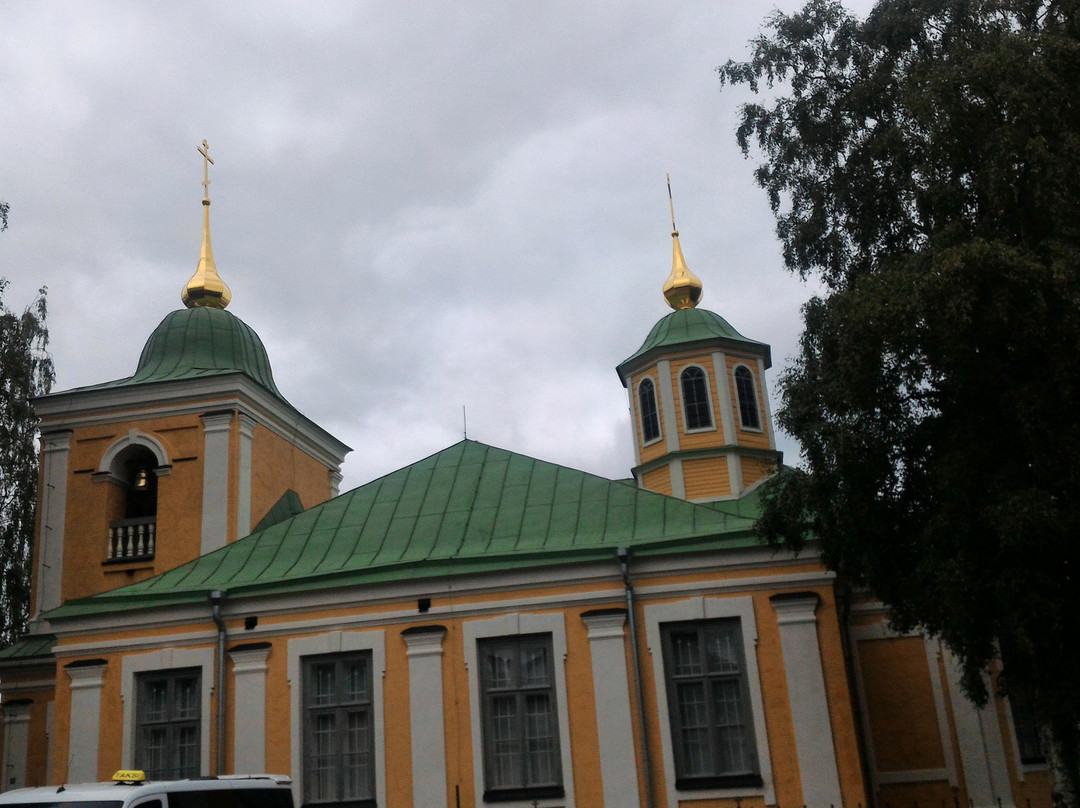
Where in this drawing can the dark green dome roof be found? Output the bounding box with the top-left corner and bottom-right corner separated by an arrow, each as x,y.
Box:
617,307 -> 771,381
125,307 -> 282,396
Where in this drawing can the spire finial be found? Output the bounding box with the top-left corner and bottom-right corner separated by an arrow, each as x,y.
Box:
662,175 -> 703,310
182,140 -> 232,310
198,139 -> 213,202
667,173 -> 678,235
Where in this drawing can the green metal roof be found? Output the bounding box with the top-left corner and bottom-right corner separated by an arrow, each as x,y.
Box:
617,307 -> 771,381
63,307 -> 283,398
0,633 -> 56,661
254,489 -> 306,533
47,440 -> 763,619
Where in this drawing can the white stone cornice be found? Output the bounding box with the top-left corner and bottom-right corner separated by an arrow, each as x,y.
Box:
770,592 -> 820,626
35,374 -> 350,469
65,662 -> 107,689
581,610 -> 627,639
402,626 -> 447,658
228,644 -> 271,673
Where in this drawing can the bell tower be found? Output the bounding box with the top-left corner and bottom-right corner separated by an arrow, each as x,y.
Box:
28,141 -> 350,618
617,181 -> 779,501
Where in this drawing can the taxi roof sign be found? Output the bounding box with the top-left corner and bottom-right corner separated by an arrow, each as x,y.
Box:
112,771 -> 145,784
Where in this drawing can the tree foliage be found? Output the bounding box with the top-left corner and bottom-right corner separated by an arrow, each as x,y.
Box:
0,280 -> 53,647
721,0 -> 1080,797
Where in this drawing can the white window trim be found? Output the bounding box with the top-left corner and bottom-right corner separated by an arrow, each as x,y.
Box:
644,596 -> 775,807
121,647 -> 215,774
287,630 -> 386,808
464,612 -> 575,808
98,429 -> 172,475
637,376 -> 663,447
732,364 -> 765,433
678,364 -> 718,434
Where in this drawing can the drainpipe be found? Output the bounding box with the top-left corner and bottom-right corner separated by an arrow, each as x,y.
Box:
617,547 -> 655,808
209,590 -> 227,775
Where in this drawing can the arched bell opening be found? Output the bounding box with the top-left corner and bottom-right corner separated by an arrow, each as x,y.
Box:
102,444 -> 163,562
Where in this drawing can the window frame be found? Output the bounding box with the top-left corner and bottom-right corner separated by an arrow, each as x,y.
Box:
637,377 -> 662,445
134,667 -> 202,779
1007,685 -> 1047,767
288,630 -> 386,808
121,647 -> 213,774
645,596 -> 773,806
301,652 -> 376,808
464,613 -> 574,808
478,634 -> 563,801
679,365 -> 715,432
660,620 -> 761,789
733,365 -> 762,431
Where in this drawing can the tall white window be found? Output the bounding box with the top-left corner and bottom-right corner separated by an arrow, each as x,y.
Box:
479,634 -> 563,801
136,669 -> 201,778
303,653 -> 375,807
733,366 -> 761,430
638,378 -> 661,443
661,620 -> 761,790
681,366 -> 714,430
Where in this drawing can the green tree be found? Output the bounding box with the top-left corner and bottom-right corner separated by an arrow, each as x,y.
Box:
0,280 -> 54,647
720,0 -> 1080,799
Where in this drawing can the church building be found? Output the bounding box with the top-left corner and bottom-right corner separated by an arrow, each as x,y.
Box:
0,147 -> 1054,808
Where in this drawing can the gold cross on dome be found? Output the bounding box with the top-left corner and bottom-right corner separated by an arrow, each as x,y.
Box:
197,139 -> 214,200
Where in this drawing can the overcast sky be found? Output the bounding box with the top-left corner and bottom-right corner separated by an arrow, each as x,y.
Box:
0,1 -> 867,492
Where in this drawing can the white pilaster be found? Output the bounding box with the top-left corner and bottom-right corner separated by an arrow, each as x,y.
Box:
582,610 -> 640,808
944,652 -> 1014,808
770,593 -> 843,808
36,431 -> 70,616
330,469 -> 343,499
756,356 -> 776,449
1,701 -> 31,791
65,661 -> 107,783
201,412 -> 234,553
712,352 -> 735,444
237,414 -> 256,538
229,643 -> 270,773
403,626 -> 449,808
656,359 -> 680,454
626,384 -> 643,468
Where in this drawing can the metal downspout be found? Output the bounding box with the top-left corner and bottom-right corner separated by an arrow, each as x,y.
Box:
209,590 -> 227,775
618,547 -> 656,808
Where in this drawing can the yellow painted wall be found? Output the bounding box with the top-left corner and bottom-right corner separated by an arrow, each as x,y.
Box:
249,423 -> 333,532
641,464 -> 672,496
742,456 -> 776,489
59,414 -> 208,603
35,406 -> 336,606
858,635 -> 946,773
683,455 -> 731,499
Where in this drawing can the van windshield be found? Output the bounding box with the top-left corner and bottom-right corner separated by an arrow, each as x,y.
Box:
0,803 -> 123,808
168,792 -> 292,808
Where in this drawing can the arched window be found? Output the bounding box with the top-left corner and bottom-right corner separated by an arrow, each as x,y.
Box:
118,445 -> 159,520
107,444 -> 159,561
680,366 -> 713,430
638,378 -> 661,443
734,366 -> 761,430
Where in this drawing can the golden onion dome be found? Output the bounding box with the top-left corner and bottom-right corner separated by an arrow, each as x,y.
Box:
181,140 -> 232,310
661,176 -> 702,310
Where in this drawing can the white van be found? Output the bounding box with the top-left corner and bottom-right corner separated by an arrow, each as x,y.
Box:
0,772 -> 294,808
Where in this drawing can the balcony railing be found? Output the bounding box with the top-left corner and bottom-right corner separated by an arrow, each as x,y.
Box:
108,516 -> 156,561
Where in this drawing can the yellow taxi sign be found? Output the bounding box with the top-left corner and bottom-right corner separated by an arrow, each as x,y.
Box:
112,770 -> 146,784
